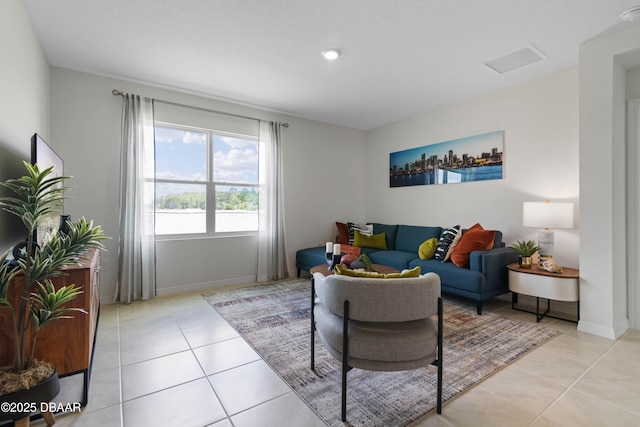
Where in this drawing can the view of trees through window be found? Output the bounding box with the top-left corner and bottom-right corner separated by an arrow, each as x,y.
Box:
154,124 -> 259,235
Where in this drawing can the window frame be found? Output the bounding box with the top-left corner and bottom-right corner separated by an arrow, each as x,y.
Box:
154,121 -> 259,239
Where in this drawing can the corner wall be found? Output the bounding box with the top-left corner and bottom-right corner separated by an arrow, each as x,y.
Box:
49,68 -> 366,300
579,23 -> 640,339
0,0 -> 50,253
364,68 -> 580,269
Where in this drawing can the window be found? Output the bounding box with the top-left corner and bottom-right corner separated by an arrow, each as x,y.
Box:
154,124 -> 259,236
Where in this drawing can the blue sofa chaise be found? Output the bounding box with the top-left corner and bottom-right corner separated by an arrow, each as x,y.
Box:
296,223 -> 518,314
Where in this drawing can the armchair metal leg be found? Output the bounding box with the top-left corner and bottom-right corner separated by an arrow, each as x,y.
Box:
341,300 -> 350,422
310,277 -> 316,371
437,296 -> 443,414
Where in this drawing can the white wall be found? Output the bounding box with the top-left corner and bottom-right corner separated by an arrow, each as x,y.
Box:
629,67 -> 640,329
579,24 -> 640,339
628,67 -> 640,99
0,0 -> 50,253
364,68 -> 580,269
49,68 -> 366,300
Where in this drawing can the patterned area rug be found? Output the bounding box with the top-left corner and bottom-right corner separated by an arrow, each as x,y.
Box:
203,278 -> 559,427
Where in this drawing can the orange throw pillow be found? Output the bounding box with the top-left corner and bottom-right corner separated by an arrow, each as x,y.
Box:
336,222 -> 349,245
450,223 -> 496,268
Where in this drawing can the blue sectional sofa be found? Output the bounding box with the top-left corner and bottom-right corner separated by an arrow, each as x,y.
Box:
296,223 -> 518,314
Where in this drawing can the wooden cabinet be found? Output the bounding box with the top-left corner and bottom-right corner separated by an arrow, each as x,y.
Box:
0,249 -> 100,404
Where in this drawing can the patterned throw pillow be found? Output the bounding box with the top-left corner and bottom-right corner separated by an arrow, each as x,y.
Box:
347,222 -> 372,245
434,225 -> 462,262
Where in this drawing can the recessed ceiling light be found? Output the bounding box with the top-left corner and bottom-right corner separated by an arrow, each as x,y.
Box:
322,48 -> 341,61
621,6 -> 640,22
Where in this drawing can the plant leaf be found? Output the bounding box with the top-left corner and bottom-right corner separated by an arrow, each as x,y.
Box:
0,250 -> 18,310
29,280 -> 86,331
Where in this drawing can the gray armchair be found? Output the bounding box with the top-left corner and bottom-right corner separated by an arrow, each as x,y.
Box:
311,271 -> 443,422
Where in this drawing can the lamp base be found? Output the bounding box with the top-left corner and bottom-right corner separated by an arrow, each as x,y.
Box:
537,229 -> 554,269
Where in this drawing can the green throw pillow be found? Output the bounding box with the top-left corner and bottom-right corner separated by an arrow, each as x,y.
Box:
418,237 -> 439,260
334,265 -> 421,278
353,230 -> 387,249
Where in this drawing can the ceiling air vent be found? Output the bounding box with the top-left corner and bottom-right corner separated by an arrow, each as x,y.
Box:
484,45 -> 545,74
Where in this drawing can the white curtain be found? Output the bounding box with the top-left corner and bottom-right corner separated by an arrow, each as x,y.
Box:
257,121 -> 290,281
116,94 -> 156,303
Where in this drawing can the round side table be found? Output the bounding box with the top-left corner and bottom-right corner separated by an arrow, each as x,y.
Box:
507,263 -> 580,323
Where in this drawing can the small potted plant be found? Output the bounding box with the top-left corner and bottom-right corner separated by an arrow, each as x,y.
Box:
0,162 -> 106,422
509,239 -> 539,269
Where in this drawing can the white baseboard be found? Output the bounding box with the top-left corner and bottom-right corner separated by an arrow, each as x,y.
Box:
155,276 -> 258,296
100,274 -> 293,303
577,317 -> 630,340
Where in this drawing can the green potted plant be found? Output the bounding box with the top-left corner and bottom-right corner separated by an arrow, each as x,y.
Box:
0,162 -> 106,421
509,239 -> 539,269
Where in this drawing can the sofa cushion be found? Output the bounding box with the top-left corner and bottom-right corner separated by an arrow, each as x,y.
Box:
395,225 -> 442,253
434,225 -> 462,262
358,246 -> 382,256
450,223 -> 496,268
409,258 -> 486,293
368,250 -> 419,271
493,230 -> 503,247
296,246 -> 328,271
371,223 -> 399,250
354,230 -> 387,249
418,237 -> 439,260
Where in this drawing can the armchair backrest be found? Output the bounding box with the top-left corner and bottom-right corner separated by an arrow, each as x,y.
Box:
313,272 -> 441,322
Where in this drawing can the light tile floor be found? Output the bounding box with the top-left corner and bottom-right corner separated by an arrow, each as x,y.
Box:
30,287 -> 640,427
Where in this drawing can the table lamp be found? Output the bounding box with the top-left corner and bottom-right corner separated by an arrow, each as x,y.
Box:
522,200 -> 574,267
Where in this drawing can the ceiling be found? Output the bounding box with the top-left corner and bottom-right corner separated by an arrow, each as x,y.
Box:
23,0 -> 640,131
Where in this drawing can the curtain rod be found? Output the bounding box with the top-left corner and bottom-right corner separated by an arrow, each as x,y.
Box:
111,89 -> 289,128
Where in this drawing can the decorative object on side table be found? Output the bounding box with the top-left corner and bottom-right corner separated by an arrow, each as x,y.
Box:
509,239 -> 539,269
522,200 -> 574,268
0,162 -> 107,425
541,259 -> 563,273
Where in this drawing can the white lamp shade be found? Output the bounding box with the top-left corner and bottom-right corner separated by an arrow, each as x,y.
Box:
523,201 -> 574,229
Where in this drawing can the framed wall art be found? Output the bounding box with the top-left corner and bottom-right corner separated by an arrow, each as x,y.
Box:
389,130 -> 504,187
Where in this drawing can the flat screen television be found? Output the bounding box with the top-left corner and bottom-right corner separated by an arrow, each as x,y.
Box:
31,133 -> 65,247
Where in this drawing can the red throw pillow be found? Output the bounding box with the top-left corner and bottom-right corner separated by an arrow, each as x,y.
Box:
336,222 -> 349,245
450,223 -> 496,268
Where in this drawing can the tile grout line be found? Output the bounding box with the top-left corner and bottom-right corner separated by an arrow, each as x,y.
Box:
528,335 -> 624,425
188,293 -> 313,425
116,304 -> 125,427
167,296 -> 235,425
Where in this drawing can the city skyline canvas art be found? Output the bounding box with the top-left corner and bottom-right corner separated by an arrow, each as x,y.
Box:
389,130 -> 504,187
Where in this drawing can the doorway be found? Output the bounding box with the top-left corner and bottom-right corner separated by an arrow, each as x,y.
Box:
628,97 -> 640,329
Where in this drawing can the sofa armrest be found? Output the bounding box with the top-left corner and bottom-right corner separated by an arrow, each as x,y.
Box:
469,247 -> 519,291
